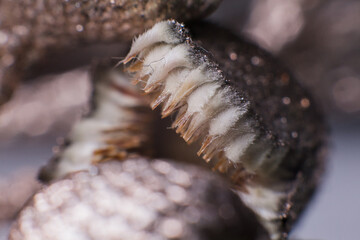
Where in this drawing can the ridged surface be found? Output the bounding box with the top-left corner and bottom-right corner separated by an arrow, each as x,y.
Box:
11,159 -> 270,240
188,22 -> 327,239
123,20 -> 327,239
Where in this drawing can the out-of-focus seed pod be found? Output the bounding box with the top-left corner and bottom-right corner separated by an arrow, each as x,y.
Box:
0,0 -> 222,107
38,61 -> 154,182
11,159 -> 270,240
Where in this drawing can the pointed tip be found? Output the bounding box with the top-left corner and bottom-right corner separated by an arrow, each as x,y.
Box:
174,115 -> 191,134
186,136 -> 198,145
198,136 -> 213,155
143,84 -> 157,94
150,93 -> 168,110
182,127 -> 195,142
203,152 -> 213,162
161,90 -> 188,116
122,54 -> 137,64
162,104 -> 177,118
212,157 -> 229,173
196,150 -> 202,157
150,102 -> 160,110
173,110 -> 187,126
175,123 -> 187,135
183,130 -> 200,143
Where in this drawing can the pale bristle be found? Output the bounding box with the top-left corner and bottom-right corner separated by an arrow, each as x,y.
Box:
212,157 -> 230,173
172,106 -> 188,128
150,91 -> 169,110
181,88 -> 229,137
199,137 -> 223,158
224,133 -> 256,164
185,83 -> 220,115
144,44 -> 191,93
120,20 -> 327,240
198,133 -> 238,164
208,105 -> 248,136
151,68 -> 190,110
123,20 -> 260,174
139,44 -> 173,78
198,136 -> 213,155
124,21 -> 184,63
40,68 -> 152,181
161,67 -> 207,115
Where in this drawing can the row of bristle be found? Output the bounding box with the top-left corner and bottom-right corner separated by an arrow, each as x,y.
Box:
124,39 -> 258,175
91,71 -> 153,162
48,70 -> 154,180
122,20 -> 292,240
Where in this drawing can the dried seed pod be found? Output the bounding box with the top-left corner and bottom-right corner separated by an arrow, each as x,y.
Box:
123,20 -> 327,239
11,159 -> 270,240
38,61 -> 155,182
0,0 -> 222,106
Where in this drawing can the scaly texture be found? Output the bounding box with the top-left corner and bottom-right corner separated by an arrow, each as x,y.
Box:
11,159 -> 270,240
0,0 -> 222,106
123,20 -> 327,239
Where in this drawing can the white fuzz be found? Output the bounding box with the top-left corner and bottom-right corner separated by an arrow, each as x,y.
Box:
93,100 -> 130,123
52,141 -> 106,179
224,133 -> 256,163
190,88 -> 228,123
150,69 -> 191,109
186,83 -> 220,115
201,87 -> 232,117
162,67 -> 208,113
163,69 -> 191,96
45,71 -> 149,180
110,71 -> 139,92
175,67 -> 208,94
144,44 -> 191,91
237,185 -> 287,240
185,88 -> 229,134
69,119 -> 115,141
124,20 -> 264,167
125,21 -> 181,62
62,142 -> 104,164
208,106 -> 248,136
239,186 -> 284,220
97,85 -> 141,108
140,44 -> 173,77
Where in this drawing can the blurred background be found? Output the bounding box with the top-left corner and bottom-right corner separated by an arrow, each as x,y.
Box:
0,0 -> 359,239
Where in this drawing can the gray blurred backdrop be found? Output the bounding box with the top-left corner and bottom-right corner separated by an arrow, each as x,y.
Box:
1,0 -> 359,239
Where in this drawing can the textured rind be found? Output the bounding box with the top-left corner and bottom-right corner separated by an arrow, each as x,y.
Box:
11,159 -> 270,240
0,0 -> 222,105
189,22 -> 326,158
189,22 -> 327,238
123,20 -> 327,239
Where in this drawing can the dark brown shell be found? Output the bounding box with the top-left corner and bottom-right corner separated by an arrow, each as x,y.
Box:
188,21 -> 327,237
0,0 -> 222,105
